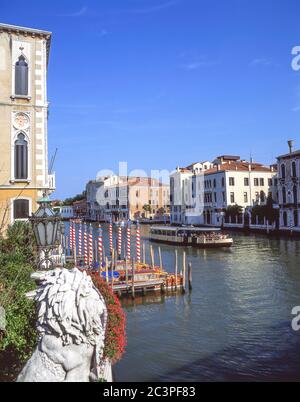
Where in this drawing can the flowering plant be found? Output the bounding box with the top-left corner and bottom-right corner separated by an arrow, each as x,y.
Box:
88,272 -> 126,364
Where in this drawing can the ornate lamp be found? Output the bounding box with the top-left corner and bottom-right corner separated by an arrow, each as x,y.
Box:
30,194 -> 61,270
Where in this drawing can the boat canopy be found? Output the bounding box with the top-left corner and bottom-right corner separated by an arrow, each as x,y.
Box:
150,226 -> 221,233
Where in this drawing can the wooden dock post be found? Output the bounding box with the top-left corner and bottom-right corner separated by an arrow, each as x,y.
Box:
131,259 -> 135,299
105,257 -> 109,284
125,258 -> 129,284
182,251 -> 186,293
188,262 -> 192,291
158,247 -> 163,271
150,245 -> 154,268
111,249 -> 115,291
143,242 -> 146,264
175,249 -> 178,290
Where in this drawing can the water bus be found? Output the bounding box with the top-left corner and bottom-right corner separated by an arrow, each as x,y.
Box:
150,226 -> 233,248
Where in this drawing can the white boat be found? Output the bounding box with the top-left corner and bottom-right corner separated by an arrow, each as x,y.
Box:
149,226 -> 233,248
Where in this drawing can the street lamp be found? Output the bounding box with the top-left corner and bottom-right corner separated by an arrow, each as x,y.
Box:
30,193 -> 61,270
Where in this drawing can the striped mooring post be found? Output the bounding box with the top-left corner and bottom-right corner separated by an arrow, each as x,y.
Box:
117,224 -> 122,259
78,222 -> 82,257
136,222 -> 141,264
89,224 -> 93,267
126,222 -> 131,260
98,224 -> 103,267
109,220 -> 113,255
84,224 -> 88,267
69,220 -> 73,252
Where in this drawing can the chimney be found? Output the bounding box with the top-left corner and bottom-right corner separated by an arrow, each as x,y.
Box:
288,140 -> 294,154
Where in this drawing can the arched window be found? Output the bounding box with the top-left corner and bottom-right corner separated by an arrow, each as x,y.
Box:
15,55 -> 28,96
14,133 -> 28,180
281,164 -> 286,179
282,187 -> 286,204
292,161 -> 297,178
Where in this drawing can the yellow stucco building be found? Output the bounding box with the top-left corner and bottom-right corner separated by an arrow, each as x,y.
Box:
0,23 -> 55,232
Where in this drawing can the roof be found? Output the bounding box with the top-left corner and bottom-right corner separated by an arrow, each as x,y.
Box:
0,23 -> 52,60
204,161 -> 274,175
217,155 -> 240,161
277,150 -> 300,160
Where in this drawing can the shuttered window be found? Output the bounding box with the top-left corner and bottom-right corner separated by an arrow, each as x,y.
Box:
13,199 -> 29,220
14,133 -> 28,180
15,56 -> 28,96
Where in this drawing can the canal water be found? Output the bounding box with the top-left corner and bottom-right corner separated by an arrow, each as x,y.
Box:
112,225 -> 300,382
67,223 -> 300,381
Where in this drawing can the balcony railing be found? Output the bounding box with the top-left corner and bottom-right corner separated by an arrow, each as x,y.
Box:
48,173 -> 56,191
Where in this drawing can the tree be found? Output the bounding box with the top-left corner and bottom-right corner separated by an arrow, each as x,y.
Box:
63,191 -> 86,206
0,222 -> 37,381
251,194 -> 278,224
143,204 -> 152,218
225,204 -> 243,219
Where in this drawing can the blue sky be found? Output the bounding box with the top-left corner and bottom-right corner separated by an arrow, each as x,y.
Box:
2,0 -> 300,199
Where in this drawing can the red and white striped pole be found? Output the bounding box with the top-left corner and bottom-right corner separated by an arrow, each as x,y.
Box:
109,219 -> 113,255
98,224 -> 103,268
72,221 -> 76,253
117,224 -> 122,259
84,224 -> 88,267
78,222 -> 82,257
136,221 -> 141,264
127,223 -> 131,260
89,224 -> 93,267
69,220 -> 73,252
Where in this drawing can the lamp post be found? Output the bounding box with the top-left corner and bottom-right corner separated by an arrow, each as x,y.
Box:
30,194 -> 61,270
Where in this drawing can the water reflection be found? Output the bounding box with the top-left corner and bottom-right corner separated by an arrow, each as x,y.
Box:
67,223 -> 300,381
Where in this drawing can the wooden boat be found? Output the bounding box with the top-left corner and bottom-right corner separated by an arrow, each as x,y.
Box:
101,261 -> 183,294
149,226 -> 233,248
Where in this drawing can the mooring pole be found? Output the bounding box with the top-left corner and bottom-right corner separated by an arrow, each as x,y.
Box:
143,242 -> 146,264
105,257 -> 109,284
125,257 -> 129,284
182,251 -> 186,293
175,249 -> 178,290
131,259 -> 135,299
150,245 -> 154,268
158,247 -> 163,271
188,262 -> 192,291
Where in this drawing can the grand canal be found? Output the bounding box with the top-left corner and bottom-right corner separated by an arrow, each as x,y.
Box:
109,225 -> 300,382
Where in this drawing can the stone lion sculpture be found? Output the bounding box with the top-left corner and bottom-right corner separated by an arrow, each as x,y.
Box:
17,268 -> 108,382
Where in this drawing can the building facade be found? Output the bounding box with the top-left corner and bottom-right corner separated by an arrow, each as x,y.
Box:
89,176 -> 170,222
170,156 -> 277,226
86,180 -> 104,221
0,23 -> 54,232
277,142 -> 300,230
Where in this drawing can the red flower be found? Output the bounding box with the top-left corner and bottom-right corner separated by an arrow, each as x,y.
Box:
88,272 -> 126,363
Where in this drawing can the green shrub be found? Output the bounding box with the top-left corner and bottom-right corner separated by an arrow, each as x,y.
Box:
0,222 -> 37,381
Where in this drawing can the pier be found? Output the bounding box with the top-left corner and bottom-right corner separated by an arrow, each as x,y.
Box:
61,220 -> 190,298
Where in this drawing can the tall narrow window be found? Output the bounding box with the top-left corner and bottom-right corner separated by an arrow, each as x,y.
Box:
14,133 -> 28,180
282,187 -> 287,204
281,164 -> 286,179
292,161 -> 297,178
15,55 -> 28,96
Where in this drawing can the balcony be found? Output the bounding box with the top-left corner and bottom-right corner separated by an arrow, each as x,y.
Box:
48,173 -> 56,192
